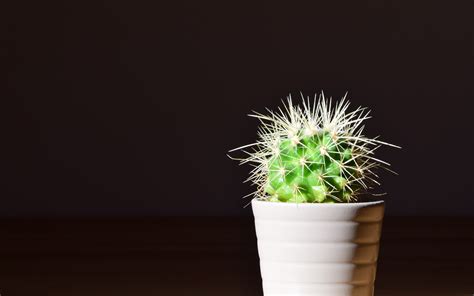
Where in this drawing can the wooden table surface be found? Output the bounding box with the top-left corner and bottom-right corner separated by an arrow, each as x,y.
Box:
0,217 -> 472,296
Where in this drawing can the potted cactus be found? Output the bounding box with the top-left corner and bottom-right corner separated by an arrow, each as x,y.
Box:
230,92 -> 399,296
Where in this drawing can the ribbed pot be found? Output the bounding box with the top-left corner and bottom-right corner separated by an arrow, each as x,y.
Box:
252,199 -> 385,296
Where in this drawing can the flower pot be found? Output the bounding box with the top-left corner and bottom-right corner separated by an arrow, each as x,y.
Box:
252,199 -> 385,296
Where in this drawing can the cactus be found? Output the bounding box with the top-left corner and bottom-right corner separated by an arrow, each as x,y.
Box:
230,92 -> 399,203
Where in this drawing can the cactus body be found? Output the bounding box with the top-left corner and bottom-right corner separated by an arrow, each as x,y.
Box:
266,132 -> 358,203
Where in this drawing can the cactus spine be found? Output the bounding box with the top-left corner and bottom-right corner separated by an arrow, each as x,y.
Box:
230,92 -> 399,203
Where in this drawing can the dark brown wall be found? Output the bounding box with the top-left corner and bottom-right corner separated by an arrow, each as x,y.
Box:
3,0 -> 473,216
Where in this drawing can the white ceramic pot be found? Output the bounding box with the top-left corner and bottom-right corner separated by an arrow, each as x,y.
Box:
252,199 -> 385,296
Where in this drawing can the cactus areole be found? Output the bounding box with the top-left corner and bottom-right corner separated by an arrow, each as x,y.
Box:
230,92 -> 399,203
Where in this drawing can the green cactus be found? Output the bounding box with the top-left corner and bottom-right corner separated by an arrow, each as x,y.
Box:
265,132 -> 358,203
230,92 -> 399,203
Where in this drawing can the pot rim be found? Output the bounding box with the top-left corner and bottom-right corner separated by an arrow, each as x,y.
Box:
251,198 -> 384,207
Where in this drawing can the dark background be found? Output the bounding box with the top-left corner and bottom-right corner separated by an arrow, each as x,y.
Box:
3,0 -> 473,217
